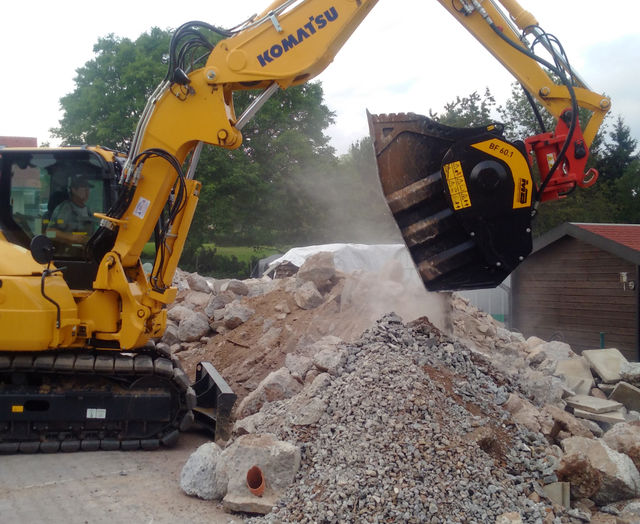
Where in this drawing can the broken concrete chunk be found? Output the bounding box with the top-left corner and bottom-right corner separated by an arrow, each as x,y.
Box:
621,362 -> 640,385
503,394 -> 542,434
555,357 -> 595,394
236,368 -> 303,419
561,436 -> 640,504
573,407 -> 627,425
217,433 -> 301,515
526,336 -> 545,352
285,353 -> 313,382
565,395 -> 624,414
204,291 -> 235,319
609,382 -> 640,412
541,404 -> 594,440
294,281 -> 324,310
583,348 -> 629,384
536,341 -> 576,361
602,422 -> 640,471
495,512 -> 523,524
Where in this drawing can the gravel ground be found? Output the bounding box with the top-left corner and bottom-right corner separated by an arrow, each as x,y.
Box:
246,314 -> 562,523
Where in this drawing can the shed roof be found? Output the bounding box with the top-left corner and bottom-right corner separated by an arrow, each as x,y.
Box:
533,222 -> 640,266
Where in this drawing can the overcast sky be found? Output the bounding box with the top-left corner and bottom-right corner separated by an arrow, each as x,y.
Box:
1,1 -> 638,153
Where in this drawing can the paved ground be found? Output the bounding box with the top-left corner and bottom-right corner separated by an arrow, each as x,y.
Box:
0,433 -> 239,524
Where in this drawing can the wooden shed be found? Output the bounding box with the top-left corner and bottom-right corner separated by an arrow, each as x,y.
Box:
511,223 -> 640,361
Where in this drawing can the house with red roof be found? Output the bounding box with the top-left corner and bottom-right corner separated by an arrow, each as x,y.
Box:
0,136 -> 37,147
511,222 -> 639,361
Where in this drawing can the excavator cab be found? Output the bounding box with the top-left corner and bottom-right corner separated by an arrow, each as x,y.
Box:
368,112 -> 534,291
0,149 -> 118,289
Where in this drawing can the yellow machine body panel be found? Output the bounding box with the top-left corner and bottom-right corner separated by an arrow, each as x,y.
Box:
0,277 -> 78,351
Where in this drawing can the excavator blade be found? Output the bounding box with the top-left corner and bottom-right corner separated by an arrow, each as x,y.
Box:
368,112 -> 534,291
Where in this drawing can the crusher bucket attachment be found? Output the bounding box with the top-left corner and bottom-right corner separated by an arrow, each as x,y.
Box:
368,112 -> 534,291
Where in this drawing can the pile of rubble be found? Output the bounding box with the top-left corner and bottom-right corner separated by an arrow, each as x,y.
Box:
164,252 -> 640,522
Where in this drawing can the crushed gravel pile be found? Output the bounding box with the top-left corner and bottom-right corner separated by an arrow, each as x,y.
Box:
246,313 -> 559,523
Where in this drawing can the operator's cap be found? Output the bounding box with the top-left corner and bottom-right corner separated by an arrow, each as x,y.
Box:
69,174 -> 94,189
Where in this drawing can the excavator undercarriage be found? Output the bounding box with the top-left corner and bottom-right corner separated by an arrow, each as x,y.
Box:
0,349 -> 235,452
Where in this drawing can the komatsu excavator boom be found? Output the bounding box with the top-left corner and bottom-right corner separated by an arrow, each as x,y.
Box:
0,0 -> 610,452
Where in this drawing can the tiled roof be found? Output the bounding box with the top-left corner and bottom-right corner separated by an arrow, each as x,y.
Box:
533,222 -> 640,265
575,223 -> 640,252
0,136 -> 37,147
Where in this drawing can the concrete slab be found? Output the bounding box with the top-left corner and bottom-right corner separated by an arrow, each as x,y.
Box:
542,482 -> 570,508
609,382 -> 640,412
573,407 -> 627,424
565,394 -> 623,414
582,348 -> 628,384
555,357 -> 594,382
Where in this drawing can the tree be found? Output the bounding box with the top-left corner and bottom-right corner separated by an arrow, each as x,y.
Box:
185,82 -> 338,254
430,88 -> 497,128
50,28 -> 171,150
596,116 -> 638,181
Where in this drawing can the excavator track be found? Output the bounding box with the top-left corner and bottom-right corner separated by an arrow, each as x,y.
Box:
368,112 -> 533,291
0,350 -> 196,453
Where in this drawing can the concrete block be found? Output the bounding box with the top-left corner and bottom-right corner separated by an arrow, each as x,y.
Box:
573,407 -> 627,424
542,482 -> 570,508
223,492 -> 278,515
583,348 -> 628,384
609,382 -> 640,412
565,394 -> 623,414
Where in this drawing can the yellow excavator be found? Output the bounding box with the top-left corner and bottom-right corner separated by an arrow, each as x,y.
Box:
0,0 -> 610,452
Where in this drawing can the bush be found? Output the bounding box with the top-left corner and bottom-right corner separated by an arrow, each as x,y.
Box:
180,246 -> 258,279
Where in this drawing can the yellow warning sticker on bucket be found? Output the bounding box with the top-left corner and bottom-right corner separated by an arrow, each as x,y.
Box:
443,161 -> 472,210
12,405 -> 24,413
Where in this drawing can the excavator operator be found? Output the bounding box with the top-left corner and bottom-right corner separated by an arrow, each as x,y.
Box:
46,174 -> 96,246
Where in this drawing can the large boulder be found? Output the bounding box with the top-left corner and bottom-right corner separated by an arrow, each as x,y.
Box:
312,345 -> 347,376
556,452 -> 602,499
223,302 -> 255,330
180,442 -> 225,500
167,304 -> 193,323
296,251 -> 336,290
561,436 -> 640,504
178,312 -> 210,342
204,291 -> 235,319
221,279 -> 250,296
185,272 -> 212,293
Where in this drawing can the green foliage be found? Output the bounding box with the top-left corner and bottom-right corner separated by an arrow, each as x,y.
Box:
180,246 -> 256,279
430,88 -> 497,128
596,116 -> 639,181
50,28 -> 171,150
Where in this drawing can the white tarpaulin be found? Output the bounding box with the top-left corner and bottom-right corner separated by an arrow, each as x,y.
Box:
264,243 -> 416,276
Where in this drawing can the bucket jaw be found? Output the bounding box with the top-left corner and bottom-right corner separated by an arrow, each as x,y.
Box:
368,112 -> 533,291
